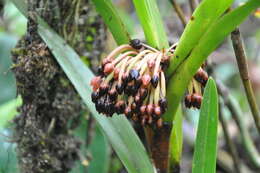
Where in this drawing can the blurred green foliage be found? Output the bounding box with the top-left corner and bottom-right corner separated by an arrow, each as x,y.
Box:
0,2 -> 26,173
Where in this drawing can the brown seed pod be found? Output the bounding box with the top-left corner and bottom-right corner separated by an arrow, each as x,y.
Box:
147,59 -> 155,68
130,39 -> 143,50
91,92 -> 100,103
122,73 -> 130,84
131,102 -> 139,113
192,94 -> 202,109
146,104 -> 154,115
104,63 -> 114,75
90,76 -> 102,91
115,100 -> 125,114
140,105 -> 147,114
139,88 -> 148,100
151,75 -> 159,88
116,83 -> 124,94
134,94 -> 142,105
108,88 -> 117,101
159,98 -> 167,112
99,83 -> 109,95
184,94 -> 192,108
142,74 -> 151,87
194,68 -> 208,86
124,106 -> 132,117
154,105 -> 162,116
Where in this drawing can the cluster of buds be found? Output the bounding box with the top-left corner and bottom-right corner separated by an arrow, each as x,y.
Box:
185,67 -> 209,109
90,39 -> 174,127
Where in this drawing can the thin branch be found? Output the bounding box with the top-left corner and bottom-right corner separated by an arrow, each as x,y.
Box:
86,115 -> 96,148
231,28 -> 260,135
169,0 -> 187,27
219,101 -> 241,173
217,80 -> 260,168
189,0 -> 198,12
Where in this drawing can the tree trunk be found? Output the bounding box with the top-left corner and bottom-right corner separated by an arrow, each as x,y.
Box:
11,0 -> 105,172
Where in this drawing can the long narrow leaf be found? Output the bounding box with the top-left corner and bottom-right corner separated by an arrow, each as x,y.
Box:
87,126 -> 110,173
91,0 -> 131,45
37,18 -> 155,173
10,1 -> 155,172
164,0 -> 260,122
192,78 -> 218,173
169,105 -> 183,170
132,0 -> 169,49
167,0 -> 233,75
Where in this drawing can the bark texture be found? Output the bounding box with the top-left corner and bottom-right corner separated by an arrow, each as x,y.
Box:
11,0 -> 105,172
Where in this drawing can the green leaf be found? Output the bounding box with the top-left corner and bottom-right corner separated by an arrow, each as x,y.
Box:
167,0 -> 233,75
36,17 -> 155,173
192,78 -> 218,173
70,116 -> 110,173
10,0 -> 27,16
169,105 -> 183,170
87,126 -> 110,173
0,134 -> 19,173
185,0 -> 260,72
11,1 -> 155,172
0,33 -> 18,104
132,0 -> 169,49
164,0 -> 260,122
91,0 -> 131,45
0,96 -> 22,129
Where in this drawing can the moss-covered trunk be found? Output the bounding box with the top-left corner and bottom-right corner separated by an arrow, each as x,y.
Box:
11,0 -> 105,172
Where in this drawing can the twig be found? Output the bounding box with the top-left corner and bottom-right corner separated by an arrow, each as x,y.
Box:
189,0 -> 198,12
169,0 -> 187,27
217,80 -> 260,168
231,28 -> 260,135
219,101 -> 241,173
86,115 -> 96,148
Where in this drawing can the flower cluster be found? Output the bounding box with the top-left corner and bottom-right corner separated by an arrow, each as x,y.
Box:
185,67 -> 208,109
90,39 -> 173,127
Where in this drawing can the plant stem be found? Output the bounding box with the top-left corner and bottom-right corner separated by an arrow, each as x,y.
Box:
150,123 -> 172,173
217,80 -> 260,168
189,0 -> 198,12
231,28 -> 260,135
169,0 -> 187,27
219,101 -> 241,173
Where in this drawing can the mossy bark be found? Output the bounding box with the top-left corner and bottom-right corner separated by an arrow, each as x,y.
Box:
11,0 -> 105,172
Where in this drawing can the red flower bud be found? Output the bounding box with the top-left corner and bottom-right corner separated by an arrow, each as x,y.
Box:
90,76 -> 102,91
142,74 -> 151,87
146,104 -> 154,115
154,105 -> 161,116
103,63 -> 114,75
